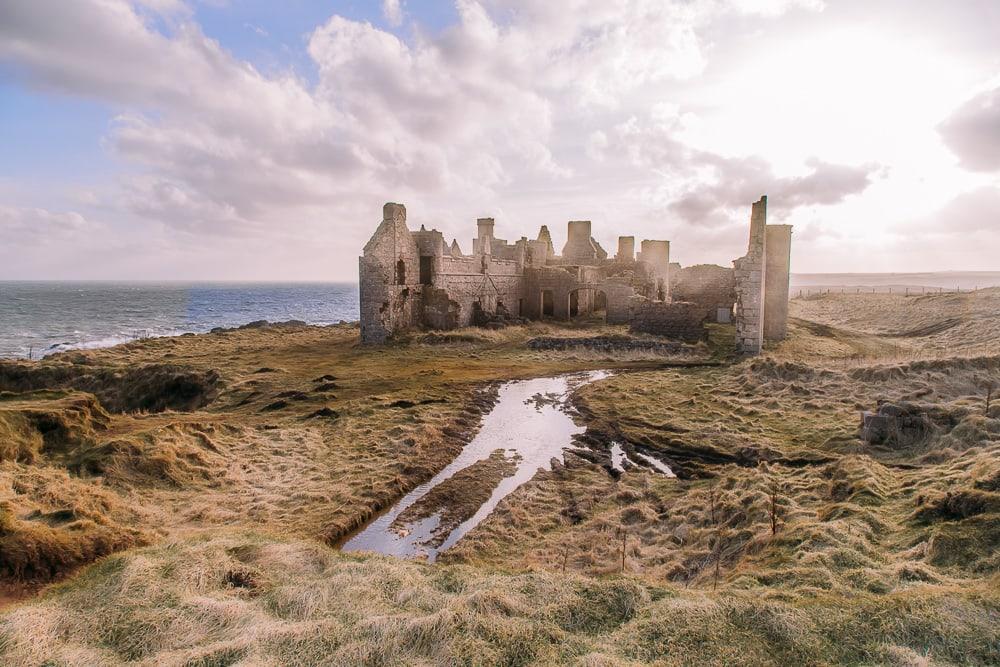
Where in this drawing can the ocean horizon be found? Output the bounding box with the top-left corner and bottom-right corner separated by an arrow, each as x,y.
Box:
0,281 -> 359,359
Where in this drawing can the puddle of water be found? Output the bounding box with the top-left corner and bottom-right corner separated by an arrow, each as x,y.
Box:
610,442 -> 627,472
610,441 -> 675,477
342,371 -> 609,561
633,451 -> 676,477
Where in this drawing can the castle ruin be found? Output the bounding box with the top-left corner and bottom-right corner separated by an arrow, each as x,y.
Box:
360,196 -> 790,353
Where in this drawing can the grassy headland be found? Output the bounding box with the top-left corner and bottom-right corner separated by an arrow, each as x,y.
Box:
1,290 -> 998,665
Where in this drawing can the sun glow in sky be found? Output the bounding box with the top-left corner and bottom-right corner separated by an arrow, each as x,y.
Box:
1,0 -> 998,280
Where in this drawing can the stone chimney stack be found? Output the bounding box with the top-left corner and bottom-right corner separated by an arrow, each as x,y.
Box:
477,217 -> 495,239
617,236 -> 635,262
383,202 -> 406,223
563,220 -> 599,264
567,220 -> 592,243
475,217 -> 495,255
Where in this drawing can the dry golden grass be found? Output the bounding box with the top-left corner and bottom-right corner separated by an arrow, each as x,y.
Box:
436,294 -> 1000,664
0,321 -> 701,591
789,288 -> 1000,359
0,294 -> 998,665
0,530 -> 995,666
0,390 -> 109,463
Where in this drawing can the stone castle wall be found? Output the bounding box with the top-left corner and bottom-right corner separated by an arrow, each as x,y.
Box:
628,299 -> 708,341
359,199 -> 790,351
671,264 -> 737,323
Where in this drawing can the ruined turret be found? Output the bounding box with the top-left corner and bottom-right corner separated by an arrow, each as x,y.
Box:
359,203 -> 419,344
537,225 -> 554,256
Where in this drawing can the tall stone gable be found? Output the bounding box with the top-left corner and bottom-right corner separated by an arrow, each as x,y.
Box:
359,203 -> 421,344
734,196 -> 767,354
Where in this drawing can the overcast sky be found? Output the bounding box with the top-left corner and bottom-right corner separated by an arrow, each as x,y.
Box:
1,0 -> 998,280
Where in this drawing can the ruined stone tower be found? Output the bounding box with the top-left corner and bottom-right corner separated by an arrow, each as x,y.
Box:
359,203 -> 420,344
733,196 -> 793,354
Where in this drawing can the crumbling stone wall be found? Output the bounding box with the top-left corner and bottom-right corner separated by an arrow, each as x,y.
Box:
733,196 -> 767,354
434,254 -> 523,326
628,299 -> 707,341
523,266 -> 582,320
422,287 -> 461,330
731,196 -> 793,352
359,198 -> 789,346
671,264 -> 736,323
602,279 -> 637,324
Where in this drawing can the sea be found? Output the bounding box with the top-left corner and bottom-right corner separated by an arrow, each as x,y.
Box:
0,282 -> 359,359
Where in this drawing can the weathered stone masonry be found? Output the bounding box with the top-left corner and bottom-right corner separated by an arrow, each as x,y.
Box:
733,196 -> 793,354
359,198 -> 791,353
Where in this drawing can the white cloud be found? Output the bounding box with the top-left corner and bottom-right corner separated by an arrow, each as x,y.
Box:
939,85 -> 1000,172
0,206 -> 95,244
382,0 -> 404,27
0,0 -> 993,278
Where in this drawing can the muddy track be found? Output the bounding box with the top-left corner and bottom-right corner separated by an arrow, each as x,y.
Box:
325,382 -> 502,546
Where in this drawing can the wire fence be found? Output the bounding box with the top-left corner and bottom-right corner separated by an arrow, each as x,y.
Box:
793,285 -> 988,298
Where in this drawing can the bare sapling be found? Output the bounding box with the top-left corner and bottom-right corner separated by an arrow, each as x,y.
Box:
709,485 -> 717,526
770,480 -> 781,535
713,526 -> 728,591
620,528 -> 627,573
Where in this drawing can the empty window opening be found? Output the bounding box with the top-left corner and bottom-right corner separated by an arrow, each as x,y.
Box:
395,259 -> 406,285
419,255 -> 433,285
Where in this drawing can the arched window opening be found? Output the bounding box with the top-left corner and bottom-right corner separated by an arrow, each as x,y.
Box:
395,259 -> 406,285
